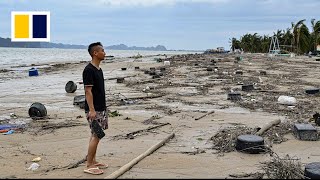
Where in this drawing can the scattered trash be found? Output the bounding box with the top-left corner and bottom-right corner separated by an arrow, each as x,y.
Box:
312,112 -> 320,126
227,92 -> 241,101
116,77 -> 125,83
27,163 -> 40,171
65,81 -> 77,93
108,111 -> 122,117
242,84 -> 254,91
73,95 -> 85,109
235,134 -> 265,154
305,162 -> 320,179
28,102 -> 47,119
259,154 -> 304,179
28,67 -> 38,77
293,123 -> 318,141
3,129 -> 15,135
235,70 -> 243,75
154,58 -> 162,62
164,61 -> 170,66
0,124 -> 18,130
9,113 -> 18,119
120,99 -> 135,105
277,96 -> 296,106
31,157 -> 41,162
260,70 -> 267,75
305,88 -> 320,94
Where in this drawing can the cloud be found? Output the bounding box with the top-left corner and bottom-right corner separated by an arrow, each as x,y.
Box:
98,0 -> 229,7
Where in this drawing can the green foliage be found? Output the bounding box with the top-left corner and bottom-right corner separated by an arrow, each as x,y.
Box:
230,19 -> 319,54
108,110 -> 122,117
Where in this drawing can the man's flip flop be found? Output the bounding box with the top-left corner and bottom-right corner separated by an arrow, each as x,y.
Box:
94,163 -> 108,169
83,167 -> 103,175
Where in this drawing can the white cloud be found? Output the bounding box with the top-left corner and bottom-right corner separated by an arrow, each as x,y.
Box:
98,0 -> 229,7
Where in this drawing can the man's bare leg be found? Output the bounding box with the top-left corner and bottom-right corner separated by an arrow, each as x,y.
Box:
86,134 -> 100,168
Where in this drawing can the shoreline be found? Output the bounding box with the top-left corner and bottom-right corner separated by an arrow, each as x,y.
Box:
1,52 -> 320,178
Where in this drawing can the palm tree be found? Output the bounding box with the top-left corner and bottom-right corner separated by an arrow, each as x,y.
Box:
298,24 -> 311,53
311,19 -> 320,51
292,19 -> 309,54
230,37 -> 241,51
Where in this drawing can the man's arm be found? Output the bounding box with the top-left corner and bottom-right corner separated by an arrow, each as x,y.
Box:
85,86 -> 96,120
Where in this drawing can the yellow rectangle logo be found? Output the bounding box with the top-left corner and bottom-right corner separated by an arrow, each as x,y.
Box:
14,15 -> 29,38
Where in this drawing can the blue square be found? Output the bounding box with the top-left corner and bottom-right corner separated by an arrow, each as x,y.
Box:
33,15 -> 47,38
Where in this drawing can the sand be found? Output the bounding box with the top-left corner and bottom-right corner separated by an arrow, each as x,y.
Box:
1,53 -> 320,179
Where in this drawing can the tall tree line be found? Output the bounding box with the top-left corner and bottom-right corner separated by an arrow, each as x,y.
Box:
230,19 -> 320,54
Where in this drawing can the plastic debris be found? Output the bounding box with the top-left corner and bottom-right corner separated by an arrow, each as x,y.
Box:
278,96 -> 297,106
27,163 -> 40,171
3,129 -> 15,135
10,113 -> 18,119
32,157 -> 41,162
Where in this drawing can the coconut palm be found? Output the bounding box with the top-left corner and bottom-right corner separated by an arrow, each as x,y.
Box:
230,37 -> 241,51
311,19 -> 320,51
291,19 -> 309,54
298,24 -> 311,54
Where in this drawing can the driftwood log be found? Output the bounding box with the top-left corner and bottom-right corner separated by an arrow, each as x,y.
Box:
112,123 -> 171,140
195,110 -> 215,121
256,119 -> 281,136
105,133 -> 175,179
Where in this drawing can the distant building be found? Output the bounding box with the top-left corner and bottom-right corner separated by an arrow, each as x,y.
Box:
217,47 -> 225,52
204,47 -> 228,54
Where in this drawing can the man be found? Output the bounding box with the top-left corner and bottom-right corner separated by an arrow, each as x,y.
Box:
82,42 -> 108,175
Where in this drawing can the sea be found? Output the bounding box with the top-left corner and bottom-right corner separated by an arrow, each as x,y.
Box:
0,47 -> 202,69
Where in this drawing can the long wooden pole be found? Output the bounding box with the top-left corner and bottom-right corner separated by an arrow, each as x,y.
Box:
105,133 -> 175,179
195,110 -> 215,121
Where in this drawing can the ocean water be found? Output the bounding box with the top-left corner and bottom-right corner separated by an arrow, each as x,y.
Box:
0,47 -> 201,69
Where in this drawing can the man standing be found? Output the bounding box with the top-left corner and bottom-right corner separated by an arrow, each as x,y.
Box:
82,42 -> 108,175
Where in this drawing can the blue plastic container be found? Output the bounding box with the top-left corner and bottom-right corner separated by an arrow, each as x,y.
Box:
29,68 -> 39,76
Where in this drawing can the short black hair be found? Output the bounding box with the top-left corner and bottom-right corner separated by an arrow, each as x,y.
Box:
88,42 -> 103,57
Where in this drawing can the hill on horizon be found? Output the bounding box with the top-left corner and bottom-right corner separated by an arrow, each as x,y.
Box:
0,37 -> 168,51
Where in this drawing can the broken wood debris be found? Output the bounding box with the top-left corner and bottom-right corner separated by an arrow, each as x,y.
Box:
194,110 -> 215,120
106,133 -> 175,179
228,172 -> 264,179
112,123 -> 170,140
259,154 -> 305,179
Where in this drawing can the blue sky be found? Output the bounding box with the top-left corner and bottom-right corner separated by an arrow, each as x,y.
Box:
0,0 -> 319,50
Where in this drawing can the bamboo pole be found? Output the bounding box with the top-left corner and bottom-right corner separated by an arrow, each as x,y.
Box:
105,133 -> 175,179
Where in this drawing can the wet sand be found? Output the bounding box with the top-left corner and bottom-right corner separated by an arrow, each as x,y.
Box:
1,53 -> 320,178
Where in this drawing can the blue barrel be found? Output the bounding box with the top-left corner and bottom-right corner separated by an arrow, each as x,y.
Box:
29,68 -> 39,76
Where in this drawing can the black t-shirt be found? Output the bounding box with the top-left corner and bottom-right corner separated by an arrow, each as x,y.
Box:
82,63 -> 106,112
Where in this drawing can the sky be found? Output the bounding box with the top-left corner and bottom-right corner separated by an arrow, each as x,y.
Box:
0,0 -> 319,50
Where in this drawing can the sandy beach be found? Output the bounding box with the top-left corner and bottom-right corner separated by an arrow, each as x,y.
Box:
1,53 -> 320,179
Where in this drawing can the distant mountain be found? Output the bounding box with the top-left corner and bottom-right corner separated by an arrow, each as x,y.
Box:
0,37 -> 167,51
40,42 -> 86,49
106,44 -> 167,51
